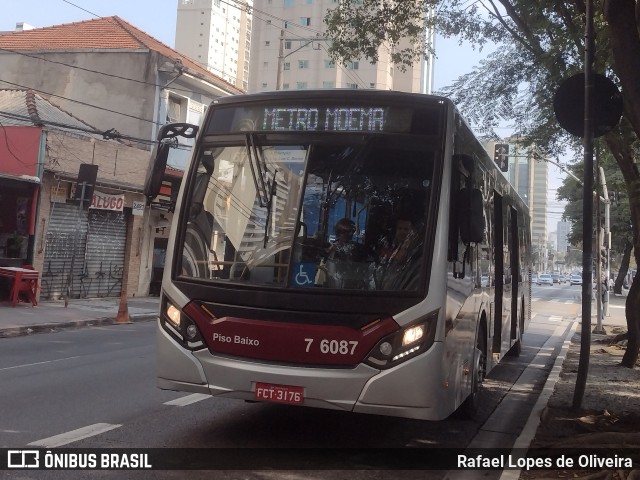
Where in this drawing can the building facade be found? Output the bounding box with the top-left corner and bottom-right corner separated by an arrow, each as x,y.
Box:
245,0 -> 434,93
557,221 -> 570,255
176,0 -> 253,91
0,17 -> 242,299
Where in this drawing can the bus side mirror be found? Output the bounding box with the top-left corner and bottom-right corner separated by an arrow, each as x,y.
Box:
459,188 -> 484,244
143,123 -> 199,201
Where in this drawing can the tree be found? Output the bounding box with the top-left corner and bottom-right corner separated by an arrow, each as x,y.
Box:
556,151 -> 634,294
324,0 -> 640,367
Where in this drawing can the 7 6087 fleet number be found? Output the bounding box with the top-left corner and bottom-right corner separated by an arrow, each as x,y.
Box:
304,338 -> 358,355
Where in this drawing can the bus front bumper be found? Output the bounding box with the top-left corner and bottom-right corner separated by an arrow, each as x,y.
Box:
157,320 -> 448,420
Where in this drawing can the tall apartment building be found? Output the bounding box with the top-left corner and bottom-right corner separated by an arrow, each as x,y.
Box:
176,0 -> 253,91
246,0 -> 434,93
557,221 -> 570,254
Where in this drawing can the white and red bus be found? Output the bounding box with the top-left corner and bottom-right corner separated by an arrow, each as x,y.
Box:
144,90 -> 531,420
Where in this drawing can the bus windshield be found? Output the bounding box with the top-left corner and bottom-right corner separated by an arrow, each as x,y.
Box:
179,133 -> 435,292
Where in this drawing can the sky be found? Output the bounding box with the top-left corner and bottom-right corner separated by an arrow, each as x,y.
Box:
0,0 -> 566,233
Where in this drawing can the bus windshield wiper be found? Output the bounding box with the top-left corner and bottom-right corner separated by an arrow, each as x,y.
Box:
263,169 -> 278,247
245,133 -> 270,207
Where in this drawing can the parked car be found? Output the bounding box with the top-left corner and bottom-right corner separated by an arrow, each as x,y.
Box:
531,273 -> 538,284
570,274 -> 582,286
551,273 -> 561,284
538,273 -> 553,286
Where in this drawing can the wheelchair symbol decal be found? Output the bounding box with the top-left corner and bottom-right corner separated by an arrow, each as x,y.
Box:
292,263 -> 315,287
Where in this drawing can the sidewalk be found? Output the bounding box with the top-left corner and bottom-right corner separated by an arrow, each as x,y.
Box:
0,295 -> 160,338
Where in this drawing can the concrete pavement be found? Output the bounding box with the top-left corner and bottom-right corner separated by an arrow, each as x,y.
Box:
0,295 -> 160,338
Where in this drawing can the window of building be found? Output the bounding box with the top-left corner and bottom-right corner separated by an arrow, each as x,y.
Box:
265,41 -> 271,46
284,20 -> 290,29
285,40 -> 292,49
324,59 -> 335,68
284,0 -> 293,6
300,17 -> 311,26
322,81 -> 335,88
298,60 -> 309,69
369,82 -> 376,88
346,83 -> 359,89
262,83 -> 268,88
296,81 -> 308,89
347,61 -> 359,70
283,83 -> 290,89
167,94 -> 186,123
283,62 -> 290,70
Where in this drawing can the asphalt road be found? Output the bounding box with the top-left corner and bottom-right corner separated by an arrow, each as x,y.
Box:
0,297 -> 576,480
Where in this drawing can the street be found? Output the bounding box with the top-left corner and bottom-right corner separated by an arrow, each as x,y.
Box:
0,291 -> 583,479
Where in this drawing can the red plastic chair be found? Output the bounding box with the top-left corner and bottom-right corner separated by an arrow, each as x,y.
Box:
10,270 -> 40,307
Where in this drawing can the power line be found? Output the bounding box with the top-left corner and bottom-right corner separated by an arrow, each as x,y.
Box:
0,109 -> 191,150
61,0 -> 101,18
0,78 -> 162,126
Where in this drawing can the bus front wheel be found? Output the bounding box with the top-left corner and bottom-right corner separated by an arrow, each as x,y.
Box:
458,327 -> 487,419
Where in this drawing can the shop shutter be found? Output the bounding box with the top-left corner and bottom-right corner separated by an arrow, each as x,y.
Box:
82,210 -> 127,298
41,202 -> 89,300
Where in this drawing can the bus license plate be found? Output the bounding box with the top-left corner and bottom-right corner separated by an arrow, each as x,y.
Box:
254,382 -> 304,405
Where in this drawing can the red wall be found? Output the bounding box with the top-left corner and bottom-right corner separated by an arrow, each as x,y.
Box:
0,126 -> 41,177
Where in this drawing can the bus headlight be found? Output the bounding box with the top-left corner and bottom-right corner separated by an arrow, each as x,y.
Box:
365,309 -> 438,369
160,297 -> 205,351
166,304 -> 181,327
402,324 -> 424,346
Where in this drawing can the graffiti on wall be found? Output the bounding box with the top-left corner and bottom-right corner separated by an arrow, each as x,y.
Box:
41,208 -> 126,299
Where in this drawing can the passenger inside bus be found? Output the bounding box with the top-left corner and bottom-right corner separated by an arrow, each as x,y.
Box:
324,218 -> 367,289
376,216 -> 417,265
326,218 -> 363,261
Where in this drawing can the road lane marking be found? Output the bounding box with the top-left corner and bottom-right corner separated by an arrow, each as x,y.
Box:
0,356 -> 83,372
164,393 -> 211,407
27,423 -> 121,447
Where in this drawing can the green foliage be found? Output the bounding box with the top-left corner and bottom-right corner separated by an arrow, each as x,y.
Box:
323,0 -> 435,71
556,147 -> 632,268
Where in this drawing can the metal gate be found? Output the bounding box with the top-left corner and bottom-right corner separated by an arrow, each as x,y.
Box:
41,202 -> 88,300
82,209 -> 127,298
42,203 -> 127,299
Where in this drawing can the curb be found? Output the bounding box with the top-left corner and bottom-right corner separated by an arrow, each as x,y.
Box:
0,314 -> 158,339
497,320 -> 579,480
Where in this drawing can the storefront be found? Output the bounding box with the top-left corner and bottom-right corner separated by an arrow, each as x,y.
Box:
0,126 -> 42,273
40,187 -> 130,300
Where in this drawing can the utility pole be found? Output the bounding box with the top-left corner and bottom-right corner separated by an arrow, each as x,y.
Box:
276,30 -> 284,91
276,32 -> 323,90
573,0 -> 594,411
115,210 -> 131,324
598,166 -> 611,325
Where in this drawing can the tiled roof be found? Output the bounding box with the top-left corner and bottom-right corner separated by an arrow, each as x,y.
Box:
0,16 -> 243,95
0,88 -> 101,138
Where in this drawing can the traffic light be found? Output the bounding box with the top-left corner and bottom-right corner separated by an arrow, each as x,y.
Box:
600,247 -> 608,268
494,143 -> 509,172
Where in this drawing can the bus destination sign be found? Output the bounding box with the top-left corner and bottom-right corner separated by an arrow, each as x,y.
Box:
261,107 -> 385,132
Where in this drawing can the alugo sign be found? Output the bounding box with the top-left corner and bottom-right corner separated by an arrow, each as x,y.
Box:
90,191 -> 125,212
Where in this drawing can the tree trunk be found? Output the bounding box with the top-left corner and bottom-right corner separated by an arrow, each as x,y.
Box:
604,0 -> 640,368
614,240 -> 633,294
621,271 -> 640,367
